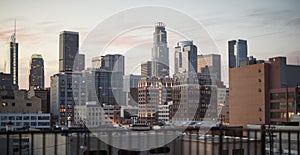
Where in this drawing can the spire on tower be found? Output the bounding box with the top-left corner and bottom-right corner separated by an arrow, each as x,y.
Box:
10,19 -> 16,43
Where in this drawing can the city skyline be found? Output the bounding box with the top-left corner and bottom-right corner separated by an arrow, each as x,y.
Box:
0,0 -> 300,89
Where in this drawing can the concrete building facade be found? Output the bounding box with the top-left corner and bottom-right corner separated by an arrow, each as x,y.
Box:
138,77 -> 173,124
229,57 -> 300,127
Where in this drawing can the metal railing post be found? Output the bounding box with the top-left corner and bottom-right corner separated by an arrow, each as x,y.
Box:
218,127 -> 223,155
261,125 -> 266,155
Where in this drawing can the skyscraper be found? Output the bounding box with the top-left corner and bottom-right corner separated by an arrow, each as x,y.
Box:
197,54 -> 221,82
85,54 -> 125,106
59,31 -> 79,73
228,39 -> 248,68
151,22 -> 169,78
4,21 -> 18,90
50,73 -> 87,125
174,41 -> 197,74
29,54 -> 44,90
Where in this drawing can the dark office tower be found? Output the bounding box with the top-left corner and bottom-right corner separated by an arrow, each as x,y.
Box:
228,39 -> 248,68
29,54 -> 44,90
151,22 -> 169,78
141,61 -> 152,77
59,31 -> 79,73
4,21 -> 18,90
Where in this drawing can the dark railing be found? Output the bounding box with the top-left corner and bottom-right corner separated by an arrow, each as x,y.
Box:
0,126 -> 299,155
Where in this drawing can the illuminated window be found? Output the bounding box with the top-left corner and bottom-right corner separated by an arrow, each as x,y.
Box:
2,102 -> 7,107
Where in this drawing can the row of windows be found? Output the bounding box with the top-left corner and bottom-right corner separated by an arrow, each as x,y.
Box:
0,122 -> 50,127
270,92 -> 295,100
0,116 -> 50,120
1,102 -> 31,107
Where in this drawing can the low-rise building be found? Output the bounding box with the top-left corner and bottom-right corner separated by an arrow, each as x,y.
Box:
0,90 -> 43,113
0,113 -> 51,131
74,102 -> 121,128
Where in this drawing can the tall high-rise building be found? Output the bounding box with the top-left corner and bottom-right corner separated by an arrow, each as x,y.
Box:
141,61 -> 152,78
29,54 -> 44,90
4,21 -> 18,90
197,54 -> 221,82
228,39 -> 248,68
59,31 -> 79,73
50,73 -> 87,125
151,22 -> 169,78
85,54 -> 125,105
174,41 -> 197,74
0,72 -> 14,97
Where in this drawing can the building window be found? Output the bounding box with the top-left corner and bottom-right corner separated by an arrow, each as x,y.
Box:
2,102 -> 7,107
24,116 -> 30,120
270,112 -> 281,119
258,88 -> 262,92
31,116 -> 37,120
258,69 -> 261,73
1,116 -> 7,120
222,150 -> 229,155
12,103 -> 15,106
26,103 -> 32,107
16,116 -> 22,120
9,116 -> 15,120
258,107 -> 262,112
232,149 -> 244,155
271,103 -> 280,109
258,79 -> 261,82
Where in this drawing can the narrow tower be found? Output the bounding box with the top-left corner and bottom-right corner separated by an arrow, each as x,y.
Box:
6,20 -> 19,90
151,22 -> 169,78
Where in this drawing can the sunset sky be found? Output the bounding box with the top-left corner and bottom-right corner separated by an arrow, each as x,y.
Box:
0,0 -> 299,89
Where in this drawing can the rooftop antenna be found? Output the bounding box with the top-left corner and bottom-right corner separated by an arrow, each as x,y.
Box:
10,19 -> 16,43
14,19 -> 16,41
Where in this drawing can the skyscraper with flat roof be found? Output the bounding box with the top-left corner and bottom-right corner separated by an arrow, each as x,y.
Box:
151,22 -> 169,78
59,31 -> 79,73
228,39 -> 248,68
174,41 -> 197,74
29,54 -> 44,90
